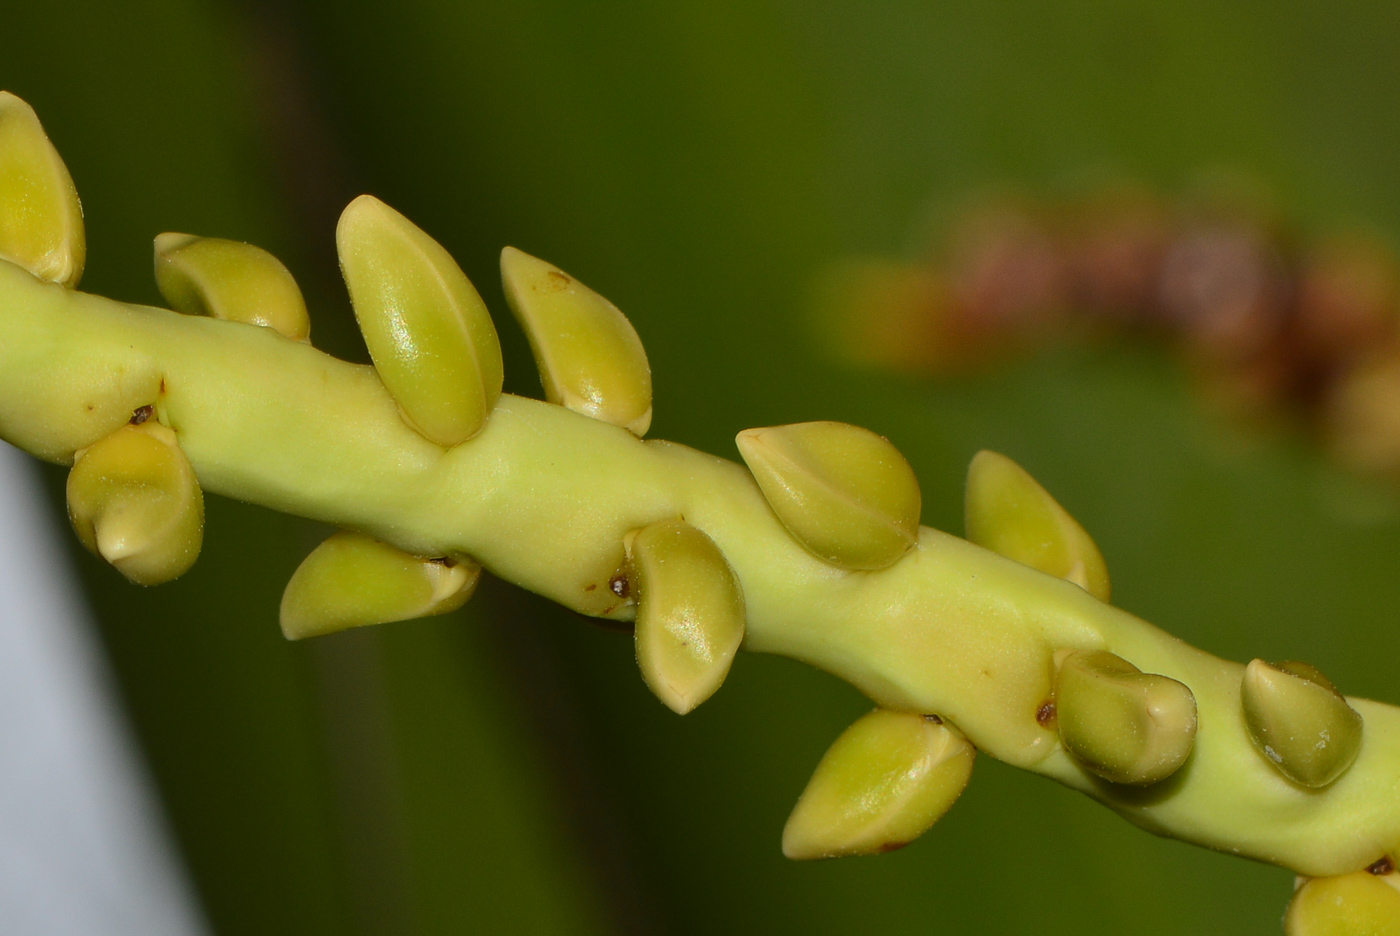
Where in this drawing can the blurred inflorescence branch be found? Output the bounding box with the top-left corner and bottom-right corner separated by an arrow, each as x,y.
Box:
2,93 -> 1398,933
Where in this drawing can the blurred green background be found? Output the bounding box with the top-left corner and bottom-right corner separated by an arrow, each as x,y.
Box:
5,1 -> 1400,933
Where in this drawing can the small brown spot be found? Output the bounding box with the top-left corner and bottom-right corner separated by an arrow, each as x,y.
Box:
923,714 -> 943,724
584,584 -> 597,592
547,270 -> 572,285
130,405 -> 155,425
85,404 -> 94,412
878,841 -> 910,854
159,378 -> 167,393
609,573 -> 630,599
1036,701 -> 1057,727
1368,856 -> 1395,876
429,557 -> 457,568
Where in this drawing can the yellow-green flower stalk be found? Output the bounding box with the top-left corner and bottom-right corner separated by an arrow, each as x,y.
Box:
736,420 -> 921,570
154,233 -> 310,341
501,246 -> 652,436
66,417 -> 204,586
0,91 -> 83,287
782,710 -> 975,859
4,93 -> 1400,927
626,518 -> 746,713
280,531 -> 479,640
337,194 -> 504,446
965,449 -> 1110,601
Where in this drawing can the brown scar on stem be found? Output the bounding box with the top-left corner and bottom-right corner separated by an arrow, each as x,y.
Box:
1368,855 -> 1396,875
129,404 -> 155,425
1036,701 -> 1057,727
609,572 -> 630,599
924,713 -> 943,724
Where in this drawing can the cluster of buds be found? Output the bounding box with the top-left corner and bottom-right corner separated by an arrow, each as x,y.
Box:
2,92 -> 1399,932
824,189 -> 1400,481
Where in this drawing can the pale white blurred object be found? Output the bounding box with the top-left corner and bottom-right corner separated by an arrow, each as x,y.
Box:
0,442 -> 208,935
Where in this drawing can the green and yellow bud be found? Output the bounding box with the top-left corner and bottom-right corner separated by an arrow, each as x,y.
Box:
628,519 -> 746,714
782,710 -> 975,860
1055,650 -> 1197,785
500,246 -> 652,436
66,420 -> 203,586
1241,659 -> 1364,789
154,233 -> 310,341
1285,870 -> 1400,936
280,531 -> 480,641
337,195 -> 503,446
735,421 -> 921,570
964,450 -> 1110,601
0,91 -> 84,287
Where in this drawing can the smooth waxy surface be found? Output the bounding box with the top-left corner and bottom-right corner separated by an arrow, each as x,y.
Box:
280,531 -> 479,640
965,449 -> 1110,601
337,195 -> 503,446
0,91 -> 83,287
1285,871 -> 1400,936
154,233 -> 310,341
1243,659 -> 1364,789
782,710 -> 975,860
629,518 -> 746,714
501,246 -> 652,435
1055,649 -> 1198,785
736,421 -> 921,570
6,263 -> 1400,875
66,420 -> 203,585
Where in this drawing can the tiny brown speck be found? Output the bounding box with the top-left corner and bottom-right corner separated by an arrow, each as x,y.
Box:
924,714 -> 943,724
130,405 -> 154,425
1368,856 -> 1395,876
1036,701 -> 1057,727
547,270 -> 571,285
584,584 -> 597,592
429,557 -> 456,568
609,573 -> 630,598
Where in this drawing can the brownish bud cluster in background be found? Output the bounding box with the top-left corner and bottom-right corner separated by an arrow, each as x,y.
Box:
820,186 -> 1400,478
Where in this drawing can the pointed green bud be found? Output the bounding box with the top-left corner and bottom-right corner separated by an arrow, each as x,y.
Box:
735,421 -> 921,570
280,532 -> 480,640
337,195 -> 504,446
783,710 -> 975,860
501,246 -> 653,436
0,92 -> 84,286
66,420 -> 203,586
1055,650 -> 1197,785
1285,870 -> 1400,936
1241,659 -> 1364,788
154,233 -> 311,341
628,519 -> 746,714
965,450 -> 1110,601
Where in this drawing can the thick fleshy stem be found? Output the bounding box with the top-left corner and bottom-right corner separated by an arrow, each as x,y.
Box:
3,260 -> 1400,878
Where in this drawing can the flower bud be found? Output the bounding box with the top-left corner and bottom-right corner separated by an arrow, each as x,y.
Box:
154,233 -> 310,341
1242,659 -> 1363,788
736,421 -> 921,570
280,532 -> 480,640
66,420 -> 203,585
628,519 -> 746,714
337,195 -> 503,446
1055,650 -> 1197,785
965,450 -> 1110,601
0,91 -> 84,286
501,246 -> 652,435
782,710 -> 975,860
1285,870 -> 1400,936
